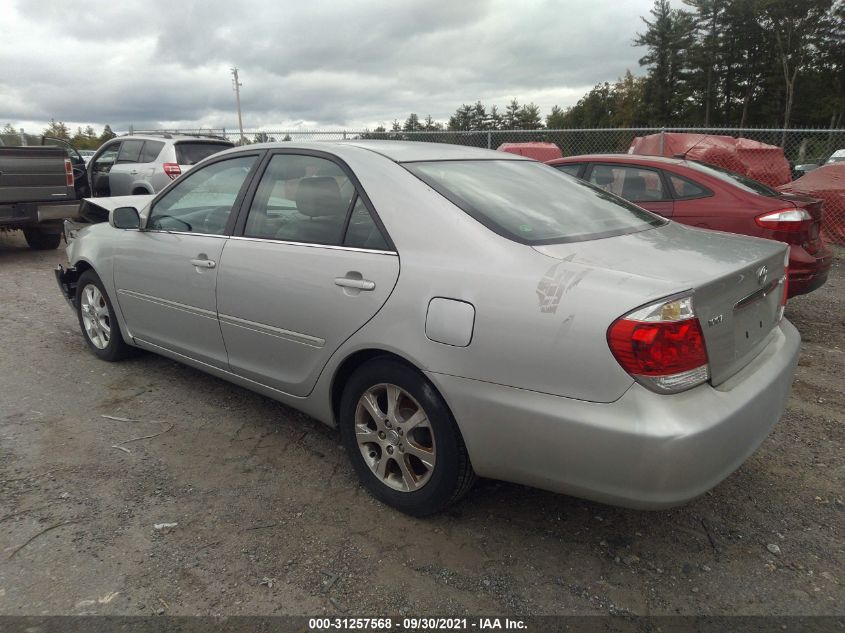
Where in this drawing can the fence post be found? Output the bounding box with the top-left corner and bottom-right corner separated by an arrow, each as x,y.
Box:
659,127 -> 665,155
19,128 -> 26,146
487,131 -> 492,149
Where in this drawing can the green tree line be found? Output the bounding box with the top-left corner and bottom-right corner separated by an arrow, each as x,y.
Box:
1,120 -> 117,149
375,0 -> 843,133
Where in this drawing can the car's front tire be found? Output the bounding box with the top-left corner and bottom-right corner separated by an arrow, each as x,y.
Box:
76,270 -> 134,361
339,358 -> 475,516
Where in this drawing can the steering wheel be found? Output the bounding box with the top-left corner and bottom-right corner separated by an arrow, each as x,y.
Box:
202,206 -> 231,233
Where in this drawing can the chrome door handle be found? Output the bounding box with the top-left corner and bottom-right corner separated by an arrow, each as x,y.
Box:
334,277 -> 375,291
190,258 -> 216,269
129,170 -> 139,175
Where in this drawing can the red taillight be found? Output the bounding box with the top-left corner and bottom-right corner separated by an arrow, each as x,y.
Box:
609,318 -> 708,375
163,163 -> 182,179
607,295 -> 709,393
64,158 -> 73,186
755,208 -> 812,232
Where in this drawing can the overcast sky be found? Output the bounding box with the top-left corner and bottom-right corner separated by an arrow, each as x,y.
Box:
0,0 -> 658,134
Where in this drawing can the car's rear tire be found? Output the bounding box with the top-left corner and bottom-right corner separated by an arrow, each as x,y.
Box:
76,270 -> 134,361
23,228 -> 61,250
339,358 -> 475,516
132,188 -> 148,195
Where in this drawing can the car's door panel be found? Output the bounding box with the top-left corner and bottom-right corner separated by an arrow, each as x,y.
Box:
217,239 -> 399,396
112,154 -> 261,369
114,233 -> 229,368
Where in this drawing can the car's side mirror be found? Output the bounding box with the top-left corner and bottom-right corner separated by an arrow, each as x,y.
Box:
111,206 -> 141,230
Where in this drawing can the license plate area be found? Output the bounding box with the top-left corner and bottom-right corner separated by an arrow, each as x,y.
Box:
733,280 -> 780,358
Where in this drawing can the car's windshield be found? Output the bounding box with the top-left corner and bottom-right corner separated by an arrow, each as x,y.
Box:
686,160 -> 779,197
404,160 -> 665,244
174,142 -> 233,165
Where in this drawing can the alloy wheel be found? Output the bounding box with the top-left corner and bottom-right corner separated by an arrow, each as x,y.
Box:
80,284 -> 111,350
354,383 -> 436,492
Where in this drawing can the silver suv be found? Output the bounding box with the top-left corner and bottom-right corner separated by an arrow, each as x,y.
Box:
87,134 -> 234,197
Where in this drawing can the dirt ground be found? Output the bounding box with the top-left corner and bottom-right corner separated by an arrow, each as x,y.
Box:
0,230 -> 842,617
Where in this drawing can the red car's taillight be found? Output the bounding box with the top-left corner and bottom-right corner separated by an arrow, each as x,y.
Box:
163,163 -> 182,179
755,208 -> 812,232
64,158 -> 73,186
608,295 -> 709,394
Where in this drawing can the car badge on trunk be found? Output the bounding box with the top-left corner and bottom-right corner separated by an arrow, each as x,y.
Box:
757,266 -> 768,286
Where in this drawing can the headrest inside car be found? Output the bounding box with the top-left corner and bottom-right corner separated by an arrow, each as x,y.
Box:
594,171 -> 614,186
296,177 -> 347,218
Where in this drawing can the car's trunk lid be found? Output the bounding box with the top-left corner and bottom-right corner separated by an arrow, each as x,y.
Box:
534,222 -> 788,386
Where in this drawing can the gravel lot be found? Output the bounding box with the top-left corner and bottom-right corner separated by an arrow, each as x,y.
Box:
0,230 -> 842,617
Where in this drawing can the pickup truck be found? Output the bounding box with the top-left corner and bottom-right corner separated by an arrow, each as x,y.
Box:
0,137 -> 88,250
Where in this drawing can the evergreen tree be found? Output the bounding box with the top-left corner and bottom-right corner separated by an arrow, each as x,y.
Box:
503,99 -> 521,128
447,104 -> 474,131
98,125 -> 116,143
43,118 -> 70,140
517,103 -> 543,130
683,0 -> 725,124
403,113 -> 423,132
634,0 -> 695,122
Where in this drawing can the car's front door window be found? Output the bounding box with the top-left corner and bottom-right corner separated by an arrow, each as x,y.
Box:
148,156 -> 257,234
116,140 -> 144,164
92,146 -> 119,174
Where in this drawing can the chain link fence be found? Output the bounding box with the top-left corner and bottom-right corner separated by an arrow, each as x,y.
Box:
5,125 -> 844,244
213,126 -> 843,164
215,126 -> 845,245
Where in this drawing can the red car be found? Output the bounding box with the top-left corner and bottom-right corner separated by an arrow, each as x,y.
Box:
547,154 -> 832,297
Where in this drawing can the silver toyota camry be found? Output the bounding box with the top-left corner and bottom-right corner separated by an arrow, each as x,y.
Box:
55,141 -> 800,516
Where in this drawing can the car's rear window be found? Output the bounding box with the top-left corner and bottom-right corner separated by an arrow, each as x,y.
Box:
174,142 -> 233,165
686,161 -> 779,196
404,160 -> 665,244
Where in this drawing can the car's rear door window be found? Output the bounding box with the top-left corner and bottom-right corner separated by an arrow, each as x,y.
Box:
588,164 -> 668,202
148,156 -> 257,234
140,140 -> 165,163
343,197 -> 390,250
405,160 -> 664,244
175,142 -> 233,165
686,161 -> 779,196
667,173 -> 709,199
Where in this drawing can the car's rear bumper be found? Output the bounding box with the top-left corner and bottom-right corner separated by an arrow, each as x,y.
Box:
788,243 -> 832,297
0,200 -> 79,228
427,319 -> 800,509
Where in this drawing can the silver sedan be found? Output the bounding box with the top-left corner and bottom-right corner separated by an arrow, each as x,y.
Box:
56,141 -> 800,516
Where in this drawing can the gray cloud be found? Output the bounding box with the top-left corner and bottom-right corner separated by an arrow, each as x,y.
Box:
0,0 -> 653,132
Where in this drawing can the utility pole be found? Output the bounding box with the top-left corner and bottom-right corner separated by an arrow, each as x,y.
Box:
231,67 -> 244,144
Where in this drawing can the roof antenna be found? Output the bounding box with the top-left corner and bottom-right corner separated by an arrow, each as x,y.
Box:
673,133 -> 711,160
